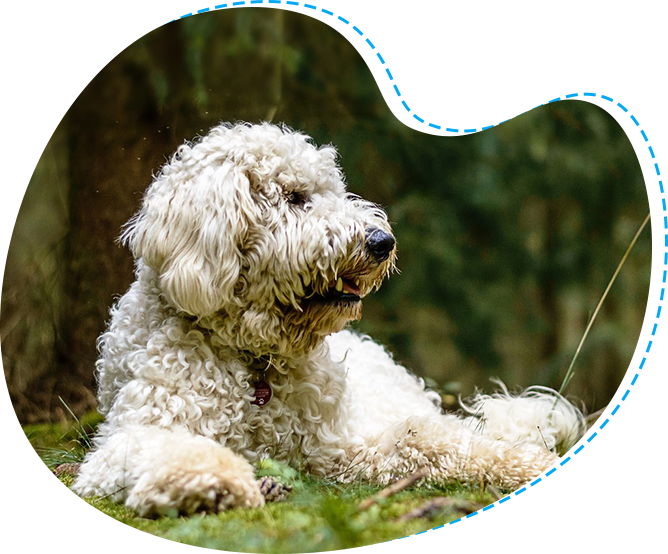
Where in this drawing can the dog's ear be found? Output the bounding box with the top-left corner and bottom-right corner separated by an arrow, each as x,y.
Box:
122,161 -> 256,316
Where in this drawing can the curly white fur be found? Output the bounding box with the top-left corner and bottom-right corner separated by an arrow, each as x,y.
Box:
73,122 -> 585,516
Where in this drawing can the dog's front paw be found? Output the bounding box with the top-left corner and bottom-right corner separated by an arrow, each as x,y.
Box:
126,442 -> 265,517
128,469 -> 265,517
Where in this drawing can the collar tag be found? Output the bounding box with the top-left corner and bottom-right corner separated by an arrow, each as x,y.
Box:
252,380 -> 272,406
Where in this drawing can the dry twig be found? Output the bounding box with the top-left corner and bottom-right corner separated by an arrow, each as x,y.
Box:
397,497 -> 483,522
357,468 -> 430,511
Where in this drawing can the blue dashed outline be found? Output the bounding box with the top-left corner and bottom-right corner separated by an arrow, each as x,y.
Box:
172,0 -> 664,539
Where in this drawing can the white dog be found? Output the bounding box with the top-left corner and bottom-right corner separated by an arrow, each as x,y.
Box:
73,122 -> 584,517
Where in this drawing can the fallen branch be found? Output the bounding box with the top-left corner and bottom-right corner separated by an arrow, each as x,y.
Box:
357,468 -> 430,511
397,497 -> 483,522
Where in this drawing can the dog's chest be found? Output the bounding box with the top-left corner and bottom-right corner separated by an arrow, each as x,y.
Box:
241,359 -> 348,462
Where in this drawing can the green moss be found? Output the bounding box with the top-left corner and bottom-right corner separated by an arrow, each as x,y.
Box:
29,417 -> 498,552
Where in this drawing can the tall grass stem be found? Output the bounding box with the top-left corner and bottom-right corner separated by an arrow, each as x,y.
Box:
558,212 -> 651,395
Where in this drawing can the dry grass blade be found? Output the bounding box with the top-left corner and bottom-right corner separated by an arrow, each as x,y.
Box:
585,407 -> 606,430
558,212 -> 650,395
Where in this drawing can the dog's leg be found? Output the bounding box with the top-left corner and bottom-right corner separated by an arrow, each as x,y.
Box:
327,331 -> 567,489
344,413 -> 556,491
73,424 -> 264,517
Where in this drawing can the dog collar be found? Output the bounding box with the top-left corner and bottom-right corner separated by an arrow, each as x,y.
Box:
252,380 -> 273,406
247,354 -> 273,406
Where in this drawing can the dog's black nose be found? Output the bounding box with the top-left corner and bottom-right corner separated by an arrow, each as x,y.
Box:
365,228 -> 395,262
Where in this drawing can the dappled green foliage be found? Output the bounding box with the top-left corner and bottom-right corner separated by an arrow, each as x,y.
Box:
359,101 -> 649,409
2,8 -> 649,421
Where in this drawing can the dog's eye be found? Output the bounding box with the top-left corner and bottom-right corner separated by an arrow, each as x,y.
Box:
286,191 -> 306,206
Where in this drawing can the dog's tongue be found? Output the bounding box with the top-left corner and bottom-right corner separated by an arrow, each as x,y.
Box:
328,277 -> 362,296
342,278 -> 361,296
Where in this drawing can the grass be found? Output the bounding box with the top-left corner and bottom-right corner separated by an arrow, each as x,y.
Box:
24,414 -> 500,553
557,211 -> 651,397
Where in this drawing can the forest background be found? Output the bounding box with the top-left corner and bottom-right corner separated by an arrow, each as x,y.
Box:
1,8 -> 651,423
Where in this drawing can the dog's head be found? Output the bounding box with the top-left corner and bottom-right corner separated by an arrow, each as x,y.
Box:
123,122 -> 396,355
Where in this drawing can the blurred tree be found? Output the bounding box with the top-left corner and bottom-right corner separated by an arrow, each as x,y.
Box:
361,101 -> 649,409
1,9 -> 650,422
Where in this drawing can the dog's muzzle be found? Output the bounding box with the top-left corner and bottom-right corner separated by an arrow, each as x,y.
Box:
365,228 -> 395,263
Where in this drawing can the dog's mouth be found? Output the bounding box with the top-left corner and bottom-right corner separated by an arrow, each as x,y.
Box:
326,276 -> 362,302
303,276 -> 362,304
285,252 -> 395,312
